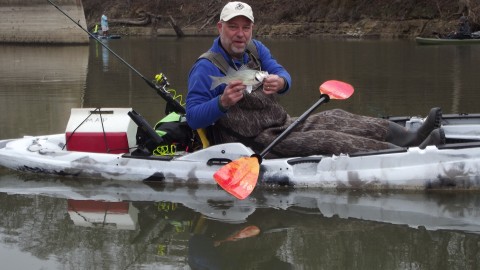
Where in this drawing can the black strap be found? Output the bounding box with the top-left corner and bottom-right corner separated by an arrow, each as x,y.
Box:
198,51 -> 231,75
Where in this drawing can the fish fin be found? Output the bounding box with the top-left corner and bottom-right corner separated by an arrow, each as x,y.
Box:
209,75 -> 223,90
226,65 -> 250,75
237,65 -> 251,71
226,66 -> 238,76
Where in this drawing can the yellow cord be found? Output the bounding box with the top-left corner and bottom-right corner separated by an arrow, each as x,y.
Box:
153,144 -> 177,156
166,89 -> 185,106
153,73 -> 185,106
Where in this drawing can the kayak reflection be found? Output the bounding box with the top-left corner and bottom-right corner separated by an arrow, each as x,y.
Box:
0,172 -> 479,233
0,172 -> 479,269
67,200 -> 139,230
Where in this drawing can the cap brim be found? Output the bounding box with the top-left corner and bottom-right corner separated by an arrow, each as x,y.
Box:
222,14 -> 254,23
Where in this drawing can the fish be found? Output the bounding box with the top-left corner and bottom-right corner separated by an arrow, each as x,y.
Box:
209,65 -> 269,93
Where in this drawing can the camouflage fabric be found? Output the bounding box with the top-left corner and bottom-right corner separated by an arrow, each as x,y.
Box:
213,90 -> 392,157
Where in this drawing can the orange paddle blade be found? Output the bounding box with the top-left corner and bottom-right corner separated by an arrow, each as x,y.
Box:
225,225 -> 261,242
319,80 -> 354,99
214,225 -> 261,247
213,157 -> 260,200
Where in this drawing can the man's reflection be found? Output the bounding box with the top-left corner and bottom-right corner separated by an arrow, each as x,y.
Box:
102,41 -> 109,72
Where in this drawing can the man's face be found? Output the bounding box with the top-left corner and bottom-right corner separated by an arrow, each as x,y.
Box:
218,16 -> 253,58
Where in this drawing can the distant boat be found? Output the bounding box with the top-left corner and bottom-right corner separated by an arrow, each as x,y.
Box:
89,32 -> 121,40
415,36 -> 480,45
89,24 -> 121,40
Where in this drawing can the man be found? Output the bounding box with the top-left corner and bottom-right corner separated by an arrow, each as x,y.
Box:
456,15 -> 471,39
101,13 -> 109,37
186,1 -> 444,157
447,15 -> 471,39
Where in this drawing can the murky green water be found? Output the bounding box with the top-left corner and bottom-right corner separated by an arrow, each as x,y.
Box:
1,37 -> 479,269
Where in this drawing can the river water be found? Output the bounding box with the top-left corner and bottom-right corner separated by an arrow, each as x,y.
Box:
0,37 -> 480,269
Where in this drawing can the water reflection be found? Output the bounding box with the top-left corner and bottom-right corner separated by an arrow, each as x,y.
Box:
67,200 -> 138,230
100,40 -> 110,72
0,44 -> 88,139
449,45 -> 474,114
0,172 -> 479,269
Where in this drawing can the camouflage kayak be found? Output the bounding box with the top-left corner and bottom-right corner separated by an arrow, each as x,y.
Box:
1,108 -> 480,191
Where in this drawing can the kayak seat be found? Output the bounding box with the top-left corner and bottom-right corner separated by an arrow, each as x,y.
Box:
196,128 -> 210,148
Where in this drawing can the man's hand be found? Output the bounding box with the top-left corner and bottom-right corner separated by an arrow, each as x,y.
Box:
220,80 -> 245,109
262,75 -> 285,94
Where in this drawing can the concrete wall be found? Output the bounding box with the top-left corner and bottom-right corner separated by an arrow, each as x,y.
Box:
0,0 -> 89,44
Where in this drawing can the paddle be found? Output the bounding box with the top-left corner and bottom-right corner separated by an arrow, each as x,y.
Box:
213,80 -> 354,200
47,0 -> 185,115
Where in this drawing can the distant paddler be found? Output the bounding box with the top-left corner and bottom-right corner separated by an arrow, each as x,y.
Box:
92,24 -> 99,35
101,13 -> 109,37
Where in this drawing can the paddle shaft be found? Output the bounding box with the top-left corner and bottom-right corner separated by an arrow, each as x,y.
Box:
259,94 -> 330,157
47,0 -> 185,114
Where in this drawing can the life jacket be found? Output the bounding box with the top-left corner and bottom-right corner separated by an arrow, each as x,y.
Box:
198,41 -> 261,75
198,41 -> 288,149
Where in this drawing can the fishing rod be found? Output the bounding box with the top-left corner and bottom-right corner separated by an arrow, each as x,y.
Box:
47,0 -> 185,115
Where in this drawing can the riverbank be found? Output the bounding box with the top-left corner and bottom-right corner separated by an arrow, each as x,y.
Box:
82,0 -> 479,39
86,19 -> 462,40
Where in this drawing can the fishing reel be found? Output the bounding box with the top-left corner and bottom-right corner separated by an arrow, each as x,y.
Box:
154,73 -> 170,88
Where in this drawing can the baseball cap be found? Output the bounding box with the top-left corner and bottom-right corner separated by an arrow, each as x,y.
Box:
220,2 -> 254,23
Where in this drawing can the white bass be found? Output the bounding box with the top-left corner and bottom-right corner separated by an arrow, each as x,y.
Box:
209,65 -> 268,93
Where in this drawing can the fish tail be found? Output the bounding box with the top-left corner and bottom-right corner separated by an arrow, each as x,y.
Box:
209,75 -> 223,90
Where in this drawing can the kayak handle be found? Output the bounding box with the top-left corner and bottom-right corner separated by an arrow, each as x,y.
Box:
207,158 -> 232,166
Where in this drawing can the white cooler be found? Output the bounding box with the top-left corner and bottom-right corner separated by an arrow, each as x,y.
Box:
65,108 -> 137,154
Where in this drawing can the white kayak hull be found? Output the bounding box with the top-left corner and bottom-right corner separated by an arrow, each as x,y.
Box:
1,135 -> 480,190
2,110 -> 480,190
